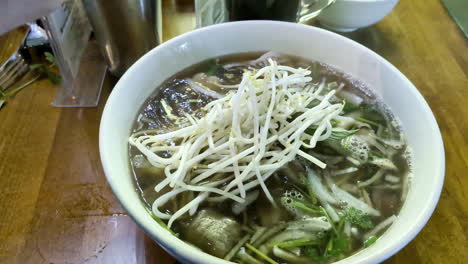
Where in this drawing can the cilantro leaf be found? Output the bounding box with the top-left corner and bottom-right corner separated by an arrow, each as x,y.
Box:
343,208 -> 374,230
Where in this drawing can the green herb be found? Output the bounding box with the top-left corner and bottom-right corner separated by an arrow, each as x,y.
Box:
337,216 -> 346,232
363,165 -> 379,179
204,60 -> 223,75
283,206 -> 368,262
269,238 -> 320,248
356,117 -> 382,127
320,207 -> 337,232
245,243 -> 280,264
302,224 -> 352,262
0,52 -> 61,110
325,232 -> 351,257
369,150 -> 386,159
299,213 -> 354,262
288,199 -> 323,215
299,173 -> 319,204
343,208 -> 374,230
0,74 -> 41,110
342,102 -> 359,113
45,51 -> 56,64
364,235 -> 378,247
304,126 -> 317,136
361,105 -> 386,123
303,246 -> 321,258
291,182 -> 318,205
331,119 -> 340,126
145,207 -> 176,235
328,128 -> 359,141
30,52 -> 61,83
298,172 -> 309,186
46,71 -> 61,84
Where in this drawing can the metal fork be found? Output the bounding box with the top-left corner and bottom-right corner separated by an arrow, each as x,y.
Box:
0,52 -> 29,92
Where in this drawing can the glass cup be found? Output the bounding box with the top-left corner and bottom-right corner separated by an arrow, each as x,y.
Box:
195,0 -> 335,27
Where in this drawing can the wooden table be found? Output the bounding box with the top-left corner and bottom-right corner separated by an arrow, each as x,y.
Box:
0,0 -> 467,263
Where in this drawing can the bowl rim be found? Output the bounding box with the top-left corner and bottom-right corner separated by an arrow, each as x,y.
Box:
99,20 -> 445,264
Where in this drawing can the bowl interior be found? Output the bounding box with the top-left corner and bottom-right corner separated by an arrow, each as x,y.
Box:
100,21 -> 444,264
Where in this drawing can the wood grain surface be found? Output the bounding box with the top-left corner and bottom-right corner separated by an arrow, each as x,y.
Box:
0,0 -> 467,263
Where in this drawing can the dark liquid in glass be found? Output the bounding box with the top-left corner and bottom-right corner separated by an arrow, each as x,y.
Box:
226,0 -> 300,22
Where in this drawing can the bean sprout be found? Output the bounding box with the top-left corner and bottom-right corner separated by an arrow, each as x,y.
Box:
130,60 -> 345,227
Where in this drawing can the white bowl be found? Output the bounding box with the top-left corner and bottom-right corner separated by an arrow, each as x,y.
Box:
317,0 -> 399,32
100,21 -> 444,264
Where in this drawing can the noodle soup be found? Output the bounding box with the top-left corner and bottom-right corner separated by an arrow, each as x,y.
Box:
129,52 -> 412,264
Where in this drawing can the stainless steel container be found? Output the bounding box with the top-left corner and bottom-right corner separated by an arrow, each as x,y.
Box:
83,0 -> 161,76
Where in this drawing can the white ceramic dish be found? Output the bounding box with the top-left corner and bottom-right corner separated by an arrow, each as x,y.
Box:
99,21 -> 444,264
317,0 -> 399,32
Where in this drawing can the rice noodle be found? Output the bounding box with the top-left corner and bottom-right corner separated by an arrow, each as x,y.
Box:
131,60 -> 346,227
